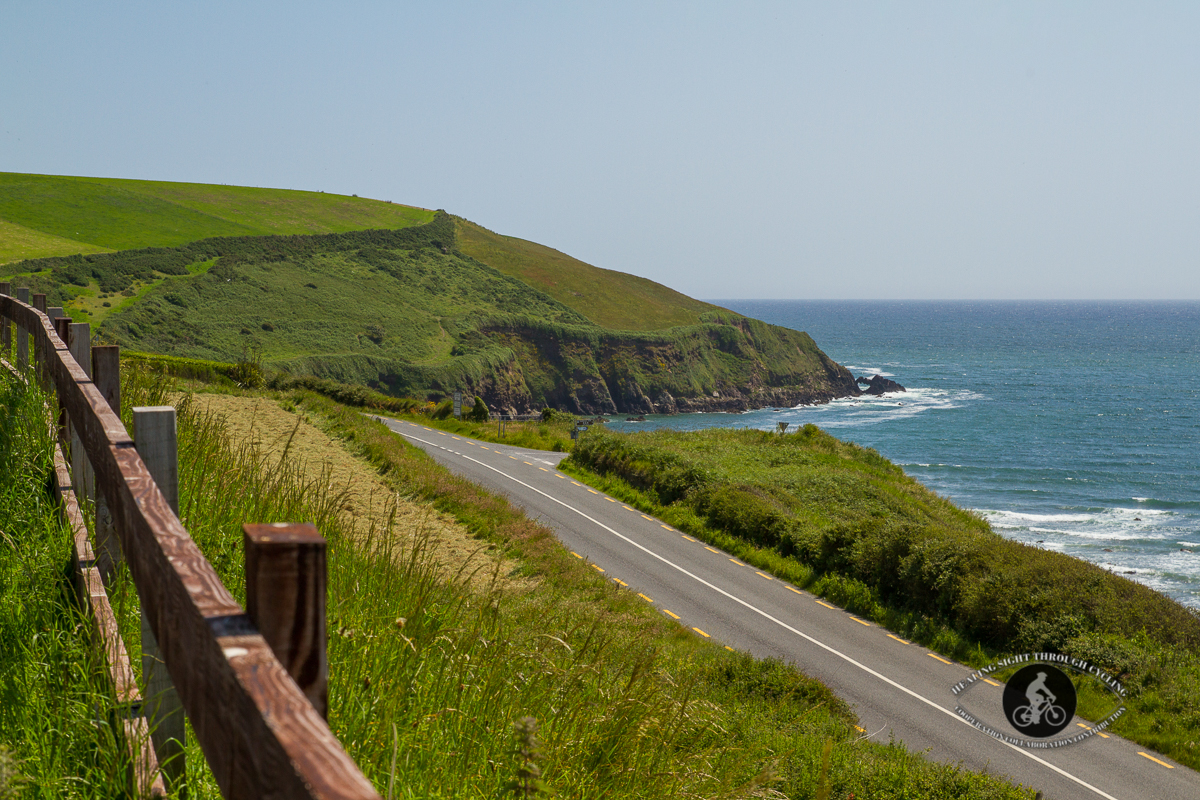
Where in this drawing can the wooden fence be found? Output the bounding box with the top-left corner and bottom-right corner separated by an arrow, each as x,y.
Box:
0,287 -> 381,800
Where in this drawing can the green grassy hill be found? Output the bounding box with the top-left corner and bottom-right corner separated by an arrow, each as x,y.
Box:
0,173 -> 858,413
5,209 -> 857,413
0,173 -> 730,334
0,172 -> 433,263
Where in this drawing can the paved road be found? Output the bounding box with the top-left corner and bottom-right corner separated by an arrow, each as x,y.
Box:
379,418 -> 1197,800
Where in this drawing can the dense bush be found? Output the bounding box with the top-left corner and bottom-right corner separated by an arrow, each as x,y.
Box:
467,394 -> 489,422
569,427 -> 1200,654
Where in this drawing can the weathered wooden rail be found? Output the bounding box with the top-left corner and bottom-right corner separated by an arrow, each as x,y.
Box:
0,287 -> 381,800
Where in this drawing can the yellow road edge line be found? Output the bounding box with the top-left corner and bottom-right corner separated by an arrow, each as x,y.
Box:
588,489 -> 599,494
887,634 -> 909,644
571,481 -> 581,486
692,627 -> 710,638
556,474 -> 566,479
661,524 -> 673,530
786,585 -> 803,595
730,558 -> 747,566
571,552 -> 582,559
638,593 -> 653,603
613,578 -> 628,587
816,600 -> 836,610
523,461 -> 533,465
539,467 -> 548,472
1137,752 -> 1174,768
451,436 -> 460,440
983,678 -> 1000,687
641,514 -> 654,520
927,653 -> 953,665
591,564 -> 605,573
663,609 -> 680,620
606,497 -> 616,502
437,431 -> 446,435
509,456 -> 517,460
705,546 -> 720,553
724,645 -> 735,652
755,571 -> 774,581
681,535 -> 697,542
855,725 -> 866,733
623,505 -> 635,511
850,617 -> 871,626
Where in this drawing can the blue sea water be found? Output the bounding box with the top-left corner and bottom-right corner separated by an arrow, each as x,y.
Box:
605,301 -> 1200,608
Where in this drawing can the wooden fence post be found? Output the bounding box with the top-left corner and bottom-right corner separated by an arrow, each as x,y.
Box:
243,523 -> 329,719
53,318 -> 72,445
93,346 -> 123,584
132,407 -> 186,791
0,282 -> 10,353
15,288 -> 29,369
31,295 -> 46,377
68,323 -> 94,505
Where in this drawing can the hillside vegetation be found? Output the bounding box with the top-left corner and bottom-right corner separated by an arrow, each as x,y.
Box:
566,425 -> 1200,768
0,172 -> 433,263
6,210 -> 858,414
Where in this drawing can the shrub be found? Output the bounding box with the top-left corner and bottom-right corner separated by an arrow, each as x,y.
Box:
468,395 -> 490,422
431,399 -> 454,420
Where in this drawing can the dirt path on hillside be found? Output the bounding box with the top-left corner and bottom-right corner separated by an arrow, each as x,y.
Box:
187,392 -> 521,591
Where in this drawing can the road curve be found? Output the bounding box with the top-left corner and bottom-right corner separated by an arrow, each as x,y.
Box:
378,417 -> 1196,800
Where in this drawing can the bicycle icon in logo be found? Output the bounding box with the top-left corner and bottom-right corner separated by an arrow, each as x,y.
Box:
1003,664 -> 1077,738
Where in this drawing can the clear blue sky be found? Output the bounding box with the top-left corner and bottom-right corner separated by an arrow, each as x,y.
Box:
4,2 -> 1198,300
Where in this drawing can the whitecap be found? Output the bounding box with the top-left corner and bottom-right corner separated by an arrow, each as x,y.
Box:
982,510 -> 1095,524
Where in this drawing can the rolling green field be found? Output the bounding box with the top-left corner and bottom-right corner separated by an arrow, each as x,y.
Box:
0,172 -> 433,263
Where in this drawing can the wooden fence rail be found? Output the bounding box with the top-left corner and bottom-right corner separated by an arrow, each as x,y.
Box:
0,293 -> 380,800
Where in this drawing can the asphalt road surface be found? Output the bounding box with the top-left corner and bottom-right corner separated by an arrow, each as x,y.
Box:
379,417 -> 1198,800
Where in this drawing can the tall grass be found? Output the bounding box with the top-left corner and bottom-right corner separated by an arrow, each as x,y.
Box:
0,367 -> 131,797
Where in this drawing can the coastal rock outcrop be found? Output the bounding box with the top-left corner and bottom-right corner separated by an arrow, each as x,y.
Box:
856,375 -> 906,396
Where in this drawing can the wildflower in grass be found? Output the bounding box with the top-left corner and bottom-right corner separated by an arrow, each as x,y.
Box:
505,716 -> 546,797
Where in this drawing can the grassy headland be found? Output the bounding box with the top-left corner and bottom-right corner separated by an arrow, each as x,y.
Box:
5,208 -> 859,415
564,425 -> 1200,768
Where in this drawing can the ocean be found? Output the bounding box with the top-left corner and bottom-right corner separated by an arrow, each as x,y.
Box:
604,301 -> 1200,609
